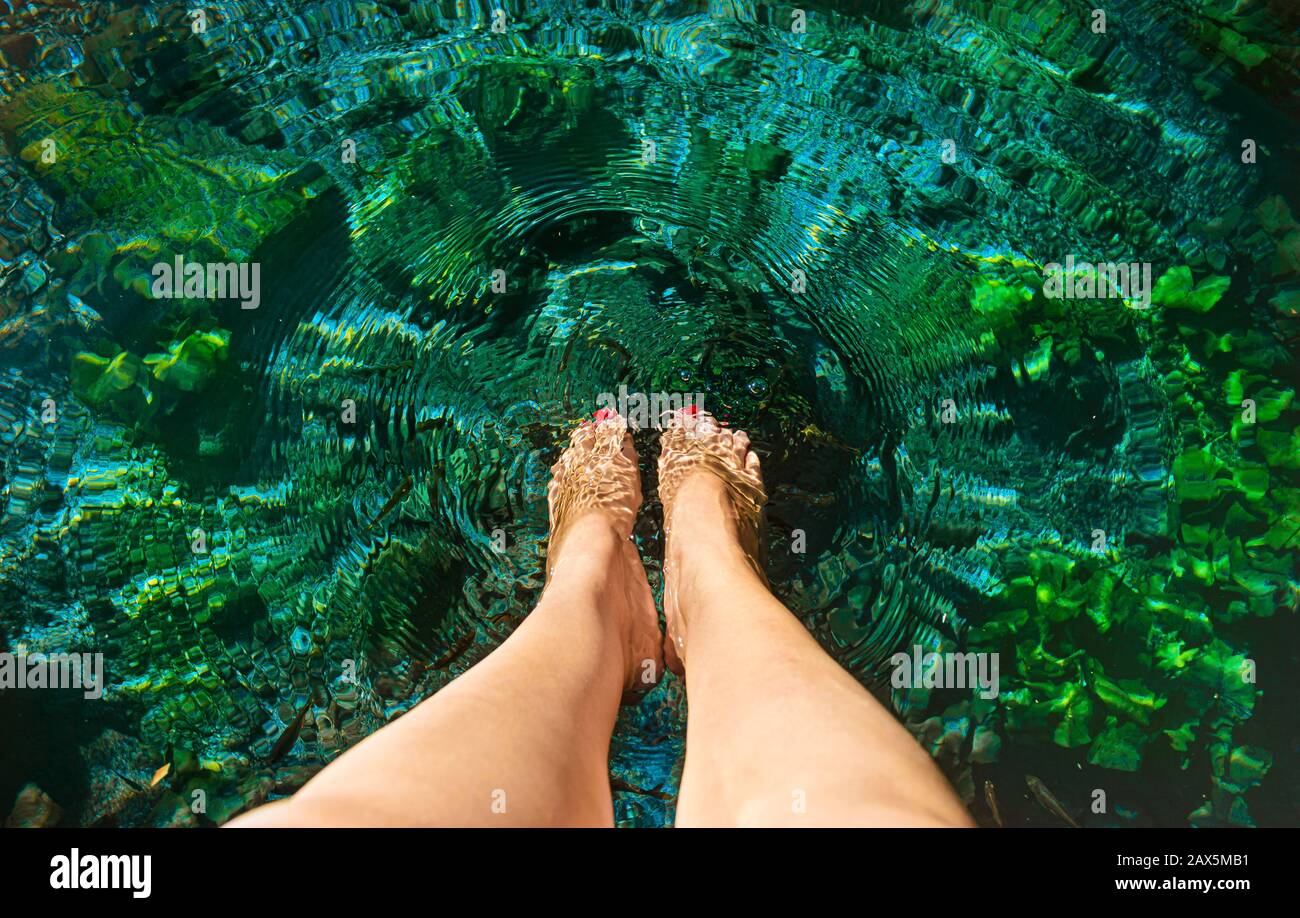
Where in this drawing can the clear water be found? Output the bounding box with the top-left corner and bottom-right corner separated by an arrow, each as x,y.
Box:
0,0 -> 1296,827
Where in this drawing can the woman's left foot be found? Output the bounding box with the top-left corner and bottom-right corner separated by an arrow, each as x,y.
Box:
546,411 -> 663,698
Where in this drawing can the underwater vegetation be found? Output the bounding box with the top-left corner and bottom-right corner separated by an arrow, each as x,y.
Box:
0,0 -> 1296,827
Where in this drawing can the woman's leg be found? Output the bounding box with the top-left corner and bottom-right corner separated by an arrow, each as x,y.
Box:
230,416 -> 661,827
659,412 -> 972,827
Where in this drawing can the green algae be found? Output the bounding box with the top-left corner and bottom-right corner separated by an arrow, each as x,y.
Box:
1088,719 -> 1148,772
956,241 -> 1295,819
1152,266 -> 1230,313
145,329 -> 230,393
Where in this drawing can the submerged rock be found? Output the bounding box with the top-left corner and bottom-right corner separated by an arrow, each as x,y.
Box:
5,783 -> 63,828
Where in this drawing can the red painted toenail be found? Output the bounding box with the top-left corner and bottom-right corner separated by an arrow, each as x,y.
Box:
679,405 -> 699,416
593,407 -> 617,422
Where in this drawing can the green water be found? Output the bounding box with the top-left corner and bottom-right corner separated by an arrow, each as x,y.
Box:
0,0 -> 1296,827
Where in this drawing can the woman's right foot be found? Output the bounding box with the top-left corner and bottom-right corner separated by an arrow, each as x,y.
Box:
657,408 -> 766,674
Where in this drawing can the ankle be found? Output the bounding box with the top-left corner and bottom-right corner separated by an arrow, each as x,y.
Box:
548,513 -> 622,568
667,529 -> 762,625
667,467 -> 756,554
543,518 -> 645,634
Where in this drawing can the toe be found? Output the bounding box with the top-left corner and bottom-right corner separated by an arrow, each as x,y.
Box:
732,429 -> 751,465
619,429 -> 637,464
591,413 -> 631,459
568,422 -> 596,450
660,416 -> 686,452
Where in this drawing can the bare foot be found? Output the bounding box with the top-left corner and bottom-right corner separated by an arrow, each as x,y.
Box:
547,411 -> 663,698
658,408 -> 766,674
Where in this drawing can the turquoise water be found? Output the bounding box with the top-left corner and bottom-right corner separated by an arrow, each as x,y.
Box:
0,1 -> 1296,827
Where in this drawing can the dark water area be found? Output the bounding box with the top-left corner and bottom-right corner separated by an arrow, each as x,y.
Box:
0,0 -> 1297,827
